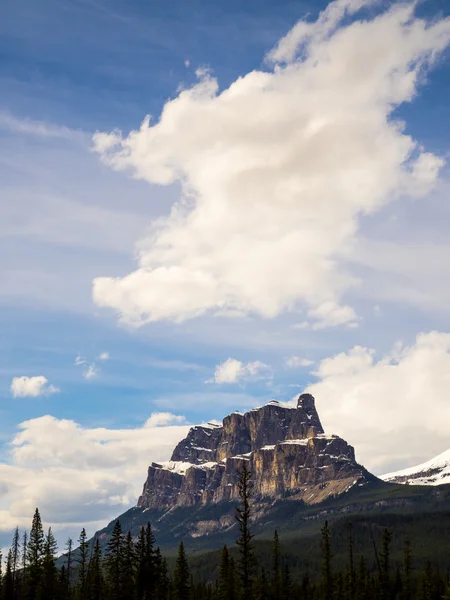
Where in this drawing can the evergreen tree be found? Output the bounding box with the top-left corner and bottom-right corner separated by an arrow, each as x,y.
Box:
380,529 -> 392,600
157,554 -> 170,600
217,546 -> 236,600
403,538 -> 412,600
5,550 -> 15,600
173,541 -> 190,600
122,531 -> 136,600
65,538 -> 73,593
356,556 -> 368,600
301,573 -> 313,600
235,463 -> 255,600
58,566 -> 70,600
76,528 -> 90,600
39,527 -> 58,600
253,568 -> 268,600
347,523 -> 355,600
145,522 -> 156,600
87,540 -> 104,600
105,520 -> 124,600
280,565 -> 291,600
135,526 -> 147,600
11,526 -> 20,597
320,520 -> 333,600
22,530 -> 28,572
26,508 -> 45,600
272,531 -> 281,600
419,560 -> 434,600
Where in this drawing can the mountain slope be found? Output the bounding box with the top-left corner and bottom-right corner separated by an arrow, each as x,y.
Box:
381,449 -> 450,486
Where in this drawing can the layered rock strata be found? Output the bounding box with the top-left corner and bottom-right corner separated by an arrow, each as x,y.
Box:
138,394 -> 367,510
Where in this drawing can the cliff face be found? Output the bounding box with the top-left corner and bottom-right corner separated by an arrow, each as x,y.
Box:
137,394 -> 368,511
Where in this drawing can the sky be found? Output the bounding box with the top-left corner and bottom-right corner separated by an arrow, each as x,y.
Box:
2,0 -> 450,549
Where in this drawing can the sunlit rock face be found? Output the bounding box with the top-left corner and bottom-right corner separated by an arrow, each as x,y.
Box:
137,395 -> 368,510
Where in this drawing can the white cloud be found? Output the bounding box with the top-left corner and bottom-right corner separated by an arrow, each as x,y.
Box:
0,413 -> 189,536
301,332 -> 450,474
210,357 -> 272,384
10,376 -> 59,398
75,355 -> 99,380
92,1 -> 449,329
184,59 -> 190,68
145,412 -> 187,427
285,356 -> 314,368
98,352 -> 110,361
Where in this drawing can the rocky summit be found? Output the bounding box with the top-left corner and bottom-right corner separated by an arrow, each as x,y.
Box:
137,394 -> 369,511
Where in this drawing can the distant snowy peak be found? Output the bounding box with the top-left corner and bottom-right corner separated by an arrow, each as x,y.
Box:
381,449 -> 450,486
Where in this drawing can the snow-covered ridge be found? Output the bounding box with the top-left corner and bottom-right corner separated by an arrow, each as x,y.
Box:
154,461 -> 220,475
381,449 -> 450,486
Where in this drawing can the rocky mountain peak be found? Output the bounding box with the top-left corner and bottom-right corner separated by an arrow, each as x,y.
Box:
137,394 -> 369,513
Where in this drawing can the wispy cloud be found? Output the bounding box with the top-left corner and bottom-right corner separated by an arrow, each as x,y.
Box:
75,356 -> 99,380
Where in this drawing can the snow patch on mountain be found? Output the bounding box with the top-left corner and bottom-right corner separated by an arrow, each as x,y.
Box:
381,449 -> 450,486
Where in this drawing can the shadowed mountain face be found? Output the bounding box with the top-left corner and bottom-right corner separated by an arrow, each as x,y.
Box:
137,394 -> 369,512
91,395 -> 450,554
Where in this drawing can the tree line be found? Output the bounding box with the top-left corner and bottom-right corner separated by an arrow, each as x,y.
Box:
0,463 -> 450,599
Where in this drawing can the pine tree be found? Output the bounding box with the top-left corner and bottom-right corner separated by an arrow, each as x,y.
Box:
218,546 -> 235,600
122,531 -> 136,600
173,541 -> 190,600
65,538 -> 73,593
26,508 -> 45,600
157,555 -> 170,600
347,523 -> 355,600
11,526 -> 20,597
272,531 -> 281,600
59,566 -> 70,600
356,556 -> 367,600
5,550 -> 15,600
380,529 -> 392,600
419,560 -> 434,600
135,526 -> 147,600
145,522 -> 156,599
280,565 -> 291,600
320,520 -> 333,600
253,568 -> 268,600
39,527 -> 58,600
403,538 -> 412,600
235,462 -> 255,600
301,573 -> 312,600
87,539 -> 104,600
105,520 -> 124,600
76,528 -> 90,600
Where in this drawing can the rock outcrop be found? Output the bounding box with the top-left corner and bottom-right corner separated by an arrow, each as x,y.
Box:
137,395 -> 368,511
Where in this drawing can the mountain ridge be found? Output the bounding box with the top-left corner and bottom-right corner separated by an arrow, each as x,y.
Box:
382,448 -> 450,486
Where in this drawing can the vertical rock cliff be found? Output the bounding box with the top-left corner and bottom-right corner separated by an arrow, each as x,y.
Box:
137,394 -> 368,511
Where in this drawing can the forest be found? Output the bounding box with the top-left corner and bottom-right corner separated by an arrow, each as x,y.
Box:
1,465 -> 450,600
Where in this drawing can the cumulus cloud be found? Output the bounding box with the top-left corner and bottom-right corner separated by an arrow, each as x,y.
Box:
209,358 -> 272,384
10,376 -> 59,398
92,1 -> 449,329
0,413 -> 189,536
301,332 -> 450,474
285,356 -> 314,368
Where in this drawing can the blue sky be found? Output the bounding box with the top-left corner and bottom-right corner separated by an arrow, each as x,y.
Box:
2,0 -> 450,546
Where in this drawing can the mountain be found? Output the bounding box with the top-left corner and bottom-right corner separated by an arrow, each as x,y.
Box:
92,395 -> 450,554
381,449 -> 450,486
137,393 -> 370,512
